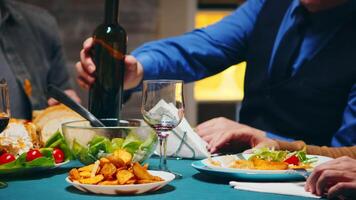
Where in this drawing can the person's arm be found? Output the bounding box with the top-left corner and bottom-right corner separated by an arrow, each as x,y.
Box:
276,140 -> 356,159
132,0 -> 265,82
331,84 -> 356,147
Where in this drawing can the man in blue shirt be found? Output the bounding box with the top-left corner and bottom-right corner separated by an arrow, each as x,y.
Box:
77,0 -> 355,148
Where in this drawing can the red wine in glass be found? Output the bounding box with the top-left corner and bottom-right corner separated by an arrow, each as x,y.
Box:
0,116 -> 9,133
0,79 -> 10,134
141,80 -> 184,179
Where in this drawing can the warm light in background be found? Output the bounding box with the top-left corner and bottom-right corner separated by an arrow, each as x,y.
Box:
194,10 -> 246,101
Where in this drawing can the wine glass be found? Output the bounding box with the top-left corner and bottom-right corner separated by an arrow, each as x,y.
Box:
141,80 -> 184,178
0,79 -> 10,133
0,79 -> 10,189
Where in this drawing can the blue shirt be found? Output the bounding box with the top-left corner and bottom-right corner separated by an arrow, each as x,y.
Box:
132,0 -> 356,146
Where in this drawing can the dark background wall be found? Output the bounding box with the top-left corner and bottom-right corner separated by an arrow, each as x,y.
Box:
18,0 -> 159,118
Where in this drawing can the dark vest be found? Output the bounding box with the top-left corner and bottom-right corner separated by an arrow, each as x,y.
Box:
240,0 -> 356,146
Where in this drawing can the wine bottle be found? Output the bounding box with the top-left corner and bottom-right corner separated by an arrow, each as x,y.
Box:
89,0 -> 126,126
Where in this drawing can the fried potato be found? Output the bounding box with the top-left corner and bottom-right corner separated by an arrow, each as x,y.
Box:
136,179 -> 157,184
133,162 -> 153,180
79,171 -> 92,178
79,175 -> 104,184
98,180 -> 119,185
107,155 -> 125,168
99,157 -> 111,167
69,168 -> 80,181
68,149 -> 163,186
114,149 -> 132,165
90,161 -> 101,177
78,164 -> 95,172
151,176 -> 164,182
125,179 -> 136,185
116,170 -> 135,185
100,163 -> 117,179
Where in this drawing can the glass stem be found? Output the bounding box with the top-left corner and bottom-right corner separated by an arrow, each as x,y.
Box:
158,133 -> 168,171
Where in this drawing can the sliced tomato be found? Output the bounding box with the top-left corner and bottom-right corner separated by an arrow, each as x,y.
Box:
284,155 -> 300,165
26,149 -> 43,162
0,153 -> 15,165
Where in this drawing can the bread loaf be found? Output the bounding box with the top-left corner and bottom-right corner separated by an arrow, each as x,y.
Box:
33,104 -> 84,143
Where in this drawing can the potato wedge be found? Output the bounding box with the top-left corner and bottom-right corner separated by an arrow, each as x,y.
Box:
132,162 -> 153,180
69,168 -> 80,181
136,179 -> 157,184
125,179 -> 136,185
114,149 -> 132,165
100,163 -> 117,179
78,164 -> 95,172
79,175 -> 104,184
107,155 -> 125,168
98,180 -> 119,185
116,170 -> 135,185
99,157 -> 111,167
90,160 -> 101,177
79,171 -> 92,178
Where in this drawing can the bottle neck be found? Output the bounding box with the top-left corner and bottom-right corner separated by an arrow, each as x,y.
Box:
104,0 -> 119,24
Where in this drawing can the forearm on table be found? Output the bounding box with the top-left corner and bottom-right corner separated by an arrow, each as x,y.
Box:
276,140 -> 356,159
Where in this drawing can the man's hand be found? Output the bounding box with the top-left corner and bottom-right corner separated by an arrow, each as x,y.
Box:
195,117 -> 277,153
47,89 -> 81,106
76,37 -> 144,90
305,156 -> 356,199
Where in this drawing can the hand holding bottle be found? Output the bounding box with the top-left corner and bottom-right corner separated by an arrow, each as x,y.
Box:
76,37 -> 144,90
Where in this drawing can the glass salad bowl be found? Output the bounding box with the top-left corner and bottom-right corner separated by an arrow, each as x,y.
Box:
62,119 -> 157,165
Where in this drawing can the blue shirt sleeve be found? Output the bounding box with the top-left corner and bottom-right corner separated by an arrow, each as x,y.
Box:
331,84 -> 356,147
266,132 -> 295,142
132,0 -> 265,82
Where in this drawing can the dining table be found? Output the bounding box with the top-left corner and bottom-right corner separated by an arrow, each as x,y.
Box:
0,157 -> 325,200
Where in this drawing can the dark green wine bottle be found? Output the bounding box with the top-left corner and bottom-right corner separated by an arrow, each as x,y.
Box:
89,0 -> 126,126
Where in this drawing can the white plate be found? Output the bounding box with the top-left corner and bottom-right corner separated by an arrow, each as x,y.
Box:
66,170 -> 175,195
192,154 -> 333,181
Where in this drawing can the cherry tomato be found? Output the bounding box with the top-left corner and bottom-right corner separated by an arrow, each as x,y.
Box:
0,153 -> 16,165
284,155 -> 300,165
52,148 -> 65,164
26,149 -> 43,162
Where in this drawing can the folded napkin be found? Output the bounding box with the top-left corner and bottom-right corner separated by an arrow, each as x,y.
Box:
150,100 -> 210,159
229,181 -> 320,198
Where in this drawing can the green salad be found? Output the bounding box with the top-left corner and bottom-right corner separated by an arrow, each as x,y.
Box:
249,147 -> 318,164
0,131 -> 71,173
72,132 -> 157,165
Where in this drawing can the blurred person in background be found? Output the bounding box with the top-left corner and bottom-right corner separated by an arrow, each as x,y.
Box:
0,0 -> 80,120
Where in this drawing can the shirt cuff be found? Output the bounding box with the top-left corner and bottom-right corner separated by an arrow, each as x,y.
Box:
266,132 -> 295,142
132,52 -> 159,80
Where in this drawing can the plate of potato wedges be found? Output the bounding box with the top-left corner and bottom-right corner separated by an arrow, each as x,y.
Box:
66,149 -> 174,195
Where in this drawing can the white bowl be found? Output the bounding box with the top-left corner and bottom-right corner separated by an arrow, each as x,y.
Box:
66,170 -> 175,195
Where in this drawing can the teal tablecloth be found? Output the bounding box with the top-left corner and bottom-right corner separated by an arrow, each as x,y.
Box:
0,158 -> 323,200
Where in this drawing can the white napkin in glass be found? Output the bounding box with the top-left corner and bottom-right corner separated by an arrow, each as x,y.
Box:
150,100 -> 210,159
229,181 -> 321,198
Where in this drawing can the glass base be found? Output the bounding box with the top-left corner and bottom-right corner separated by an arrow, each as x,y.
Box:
165,169 -> 182,180
0,181 -> 7,189
150,165 -> 182,179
